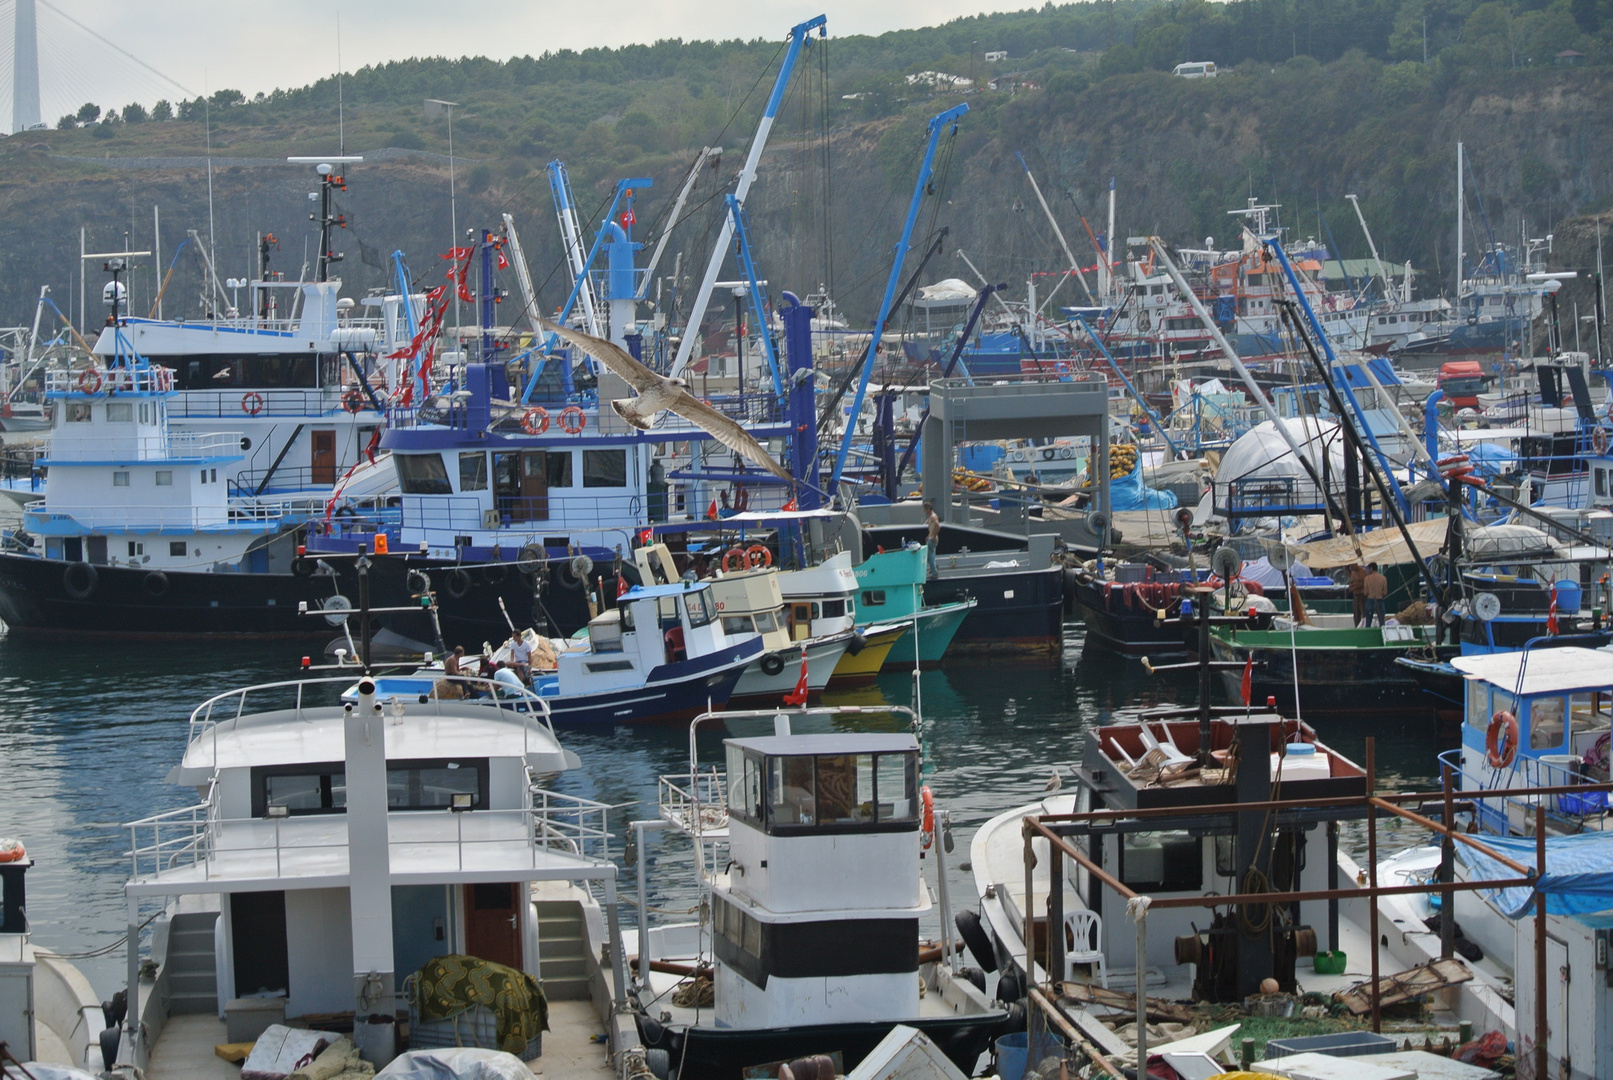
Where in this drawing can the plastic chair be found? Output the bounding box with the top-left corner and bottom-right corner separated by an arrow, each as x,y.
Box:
1063,910 -> 1107,987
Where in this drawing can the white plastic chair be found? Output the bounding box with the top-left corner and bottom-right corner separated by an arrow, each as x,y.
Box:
1063,909 -> 1107,987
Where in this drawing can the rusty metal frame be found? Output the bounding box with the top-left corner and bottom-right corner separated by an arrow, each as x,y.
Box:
1018,737 -> 1606,1079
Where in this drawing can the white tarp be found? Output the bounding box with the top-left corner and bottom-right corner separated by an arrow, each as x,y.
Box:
375,1050 -> 537,1080
1213,418 -> 1346,510
910,278 -> 979,307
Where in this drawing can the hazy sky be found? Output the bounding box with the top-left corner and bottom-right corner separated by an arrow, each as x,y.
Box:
15,0 -> 1036,120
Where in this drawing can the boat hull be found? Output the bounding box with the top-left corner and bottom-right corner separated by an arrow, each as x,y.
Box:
1069,577 -> 1189,657
544,642 -> 758,724
0,552 -> 338,637
830,624 -> 904,682
636,1010 -> 1005,1080
925,565 -> 1064,656
1211,628 -> 1459,716
729,634 -> 851,705
882,600 -> 973,669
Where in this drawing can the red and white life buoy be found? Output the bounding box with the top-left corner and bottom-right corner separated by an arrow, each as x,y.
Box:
745,544 -> 772,570
521,407 -> 550,436
76,368 -> 103,395
1487,710 -> 1520,769
241,392 -> 265,416
342,389 -> 365,414
558,406 -> 586,435
721,546 -> 749,575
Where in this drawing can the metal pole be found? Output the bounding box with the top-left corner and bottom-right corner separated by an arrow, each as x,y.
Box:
1440,761 -> 1455,960
1014,152 -> 1094,304
153,206 -> 162,320
1367,737 -> 1381,1032
1023,819 -> 1034,982
634,821 -> 650,987
1534,805 -> 1548,1080
125,893 -> 140,1065
1134,909 -> 1148,1066
1048,843 -> 1064,985
935,809 -> 956,975
604,873 -> 629,1013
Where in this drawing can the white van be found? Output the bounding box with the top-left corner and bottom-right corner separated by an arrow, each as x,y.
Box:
1172,61 -> 1217,78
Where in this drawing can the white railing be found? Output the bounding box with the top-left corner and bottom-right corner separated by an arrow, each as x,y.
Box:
47,365 -> 172,396
43,430 -> 243,463
184,676 -> 562,775
1441,748 -> 1611,835
24,501 -> 246,534
529,789 -> 617,862
658,769 -> 729,835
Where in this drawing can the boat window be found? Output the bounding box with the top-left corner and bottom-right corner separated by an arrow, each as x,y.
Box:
862,590 -> 887,607
1119,831 -> 1202,892
686,589 -> 715,628
106,402 -> 133,423
170,541 -> 187,557
821,599 -> 846,619
396,453 -> 453,495
815,755 -> 874,823
67,402 -> 91,423
252,758 -> 488,816
1530,696 -> 1566,751
1570,693 -> 1612,733
546,451 -> 572,488
582,449 -> 627,488
620,603 -> 635,632
713,895 -> 762,959
768,755 -> 817,826
113,471 -> 130,487
1484,688 -> 1515,729
139,403 -> 153,424
156,471 -> 173,486
722,615 -> 755,637
1467,680 -> 1489,728
875,753 -> 917,821
458,452 -> 488,492
727,747 -> 764,825
1599,469 -> 1607,497
754,610 -> 781,635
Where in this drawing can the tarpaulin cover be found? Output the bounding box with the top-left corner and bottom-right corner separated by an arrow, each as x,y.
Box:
1458,830 -> 1613,919
1288,517 -> 1450,570
1465,523 -> 1564,562
1110,453 -> 1178,511
376,1050 -> 536,1080
411,955 -> 548,1055
1238,555 -> 1315,589
1466,441 -> 1518,479
1214,419 -> 1346,510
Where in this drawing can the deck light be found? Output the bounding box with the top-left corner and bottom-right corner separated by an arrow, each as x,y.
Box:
265,805 -> 289,819
450,793 -> 474,812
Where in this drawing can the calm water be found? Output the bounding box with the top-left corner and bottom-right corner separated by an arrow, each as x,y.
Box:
1,620 -> 1447,995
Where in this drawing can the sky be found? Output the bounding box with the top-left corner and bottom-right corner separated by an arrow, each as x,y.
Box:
6,0 -> 1041,124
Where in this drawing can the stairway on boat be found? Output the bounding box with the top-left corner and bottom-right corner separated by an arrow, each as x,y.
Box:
162,911 -> 219,1015
534,899 -> 591,1001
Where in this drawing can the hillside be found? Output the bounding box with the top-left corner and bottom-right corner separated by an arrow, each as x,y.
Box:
4,1 -> 1613,336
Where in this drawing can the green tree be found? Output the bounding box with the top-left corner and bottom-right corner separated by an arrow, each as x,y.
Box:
122,102 -> 148,123
614,111 -> 664,153
55,114 -> 74,130
75,102 -> 100,125
210,88 -> 245,109
151,100 -> 173,121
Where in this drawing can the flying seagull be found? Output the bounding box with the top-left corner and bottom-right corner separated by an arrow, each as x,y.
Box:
538,318 -> 792,483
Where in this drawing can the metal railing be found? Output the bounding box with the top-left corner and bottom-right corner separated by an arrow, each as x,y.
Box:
528,788 -> 617,862
658,768 -> 729,835
185,676 -> 562,774
24,501 -> 265,533
43,430 -> 243,462
166,388 -> 379,419
402,493 -> 648,535
46,366 -> 171,396
1438,747 -> 1611,835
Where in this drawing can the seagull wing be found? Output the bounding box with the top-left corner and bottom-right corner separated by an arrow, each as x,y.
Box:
537,318 -> 662,394
668,389 -> 794,483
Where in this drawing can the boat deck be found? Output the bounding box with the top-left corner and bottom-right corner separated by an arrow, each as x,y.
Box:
142,1002 -> 613,1080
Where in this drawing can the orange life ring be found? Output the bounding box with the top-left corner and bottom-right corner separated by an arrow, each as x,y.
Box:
241,391 -> 265,416
77,368 -> 103,395
343,389 -> 366,414
559,405 -> 586,434
745,544 -> 772,570
920,786 -> 935,849
521,407 -> 550,435
721,546 -> 749,574
1487,710 -> 1519,769
0,838 -> 24,863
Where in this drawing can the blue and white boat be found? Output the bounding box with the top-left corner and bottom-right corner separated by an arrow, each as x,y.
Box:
361,579 -> 762,724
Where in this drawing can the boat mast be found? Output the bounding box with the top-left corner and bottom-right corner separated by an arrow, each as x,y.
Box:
1456,142 -> 1465,305
1344,193 -> 1391,304
1106,178 -> 1116,304
668,15 -> 827,381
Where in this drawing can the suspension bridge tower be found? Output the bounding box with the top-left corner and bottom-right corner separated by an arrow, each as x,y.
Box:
12,0 -> 40,133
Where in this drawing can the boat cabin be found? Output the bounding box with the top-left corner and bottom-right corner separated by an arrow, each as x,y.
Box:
775,550 -> 860,640
118,677 -> 613,1070
705,564 -> 791,652
565,580 -> 747,687
715,732 -> 925,1028
1451,647 -> 1613,834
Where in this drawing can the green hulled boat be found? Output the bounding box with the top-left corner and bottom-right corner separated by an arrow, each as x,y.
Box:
852,545 -> 976,669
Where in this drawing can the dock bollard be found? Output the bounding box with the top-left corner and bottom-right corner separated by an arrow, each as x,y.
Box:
1240,1038 -> 1255,1069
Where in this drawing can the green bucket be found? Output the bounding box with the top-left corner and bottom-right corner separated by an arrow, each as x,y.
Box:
1313,950 -> 1347,975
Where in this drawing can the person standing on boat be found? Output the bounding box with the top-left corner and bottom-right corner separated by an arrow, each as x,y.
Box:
923,501 -> 940,580
1348,560 -> 1368,626
1363,563 -> 1389,627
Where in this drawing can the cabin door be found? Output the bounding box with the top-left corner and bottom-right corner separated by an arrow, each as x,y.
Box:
311,430 -> 337,486
462,882 -> 522,970
231,891 -> 289,996
519,452 -> 549,522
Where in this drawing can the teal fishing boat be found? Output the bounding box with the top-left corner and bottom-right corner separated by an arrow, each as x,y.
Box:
852,544 -> 976,669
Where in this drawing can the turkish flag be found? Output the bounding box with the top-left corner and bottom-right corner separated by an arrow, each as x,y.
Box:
638,528 -> 653,546
1240,655 -> 1253,706
706,499 -> 718,521
782,650 -> 809,706
616,573 -> 630,599
780,496 -> 797,512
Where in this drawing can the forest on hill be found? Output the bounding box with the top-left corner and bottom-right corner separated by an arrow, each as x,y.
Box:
3,0 -> 1613,332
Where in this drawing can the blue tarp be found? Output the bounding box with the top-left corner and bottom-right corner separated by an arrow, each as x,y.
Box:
1466,441 -> 1518,479
1109,454 -> 1178,512
1459,830 -> 1613,919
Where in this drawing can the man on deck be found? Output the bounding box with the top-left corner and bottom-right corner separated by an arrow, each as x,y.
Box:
1348,560 -> 1367,626
1363,562 -> 1389,628
923,500 -> 940,580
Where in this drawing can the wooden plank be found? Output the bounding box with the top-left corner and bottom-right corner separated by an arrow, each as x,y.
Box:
1057,981 -> 1195,1024
1335,957 -> 1473,1015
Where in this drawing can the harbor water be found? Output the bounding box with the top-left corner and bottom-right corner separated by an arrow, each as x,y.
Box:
1,619 -> 1447,996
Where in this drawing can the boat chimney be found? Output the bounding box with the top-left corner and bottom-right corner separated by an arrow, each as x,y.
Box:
344,680 -> 397,1065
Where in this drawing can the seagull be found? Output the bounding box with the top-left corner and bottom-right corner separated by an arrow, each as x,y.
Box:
1043,766 -> 1063,792
538,319 -> 792,482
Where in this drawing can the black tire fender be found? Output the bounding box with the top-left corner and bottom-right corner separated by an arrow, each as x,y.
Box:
954,908 -> 998,972
482,562 -> 508,586
143,570 -> 169,597
845,632 -> 867,656
63,561 -> 98,599
446,568 -> 471,599
405,569 -> 431,595
759,652 -> 786,677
